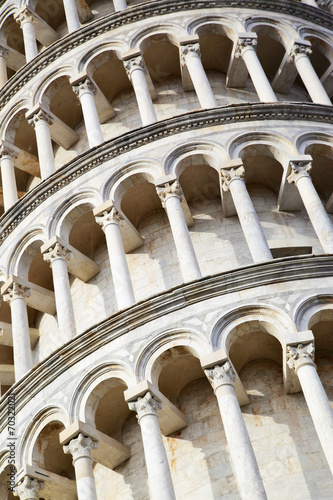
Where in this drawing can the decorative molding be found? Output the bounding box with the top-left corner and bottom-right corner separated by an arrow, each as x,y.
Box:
123,56 -> 145,80
2,282 -> 32,303
72,78 -> 97,97
43,242 -> 73,265
288,42 -> 312,61
205,361 -> 236,390
221,166 -> 245,191
63,433 -> 98,462
0,253 -> 332,433
156,180 -> 184,207
235,36 -> 257,58
287,159 -> 312,184
0,103 -> 332,245
27,108 -> 54,127
0,0 -> 332,110
95,205 -> 123,230
14,475 -> 44,498
180,43 -> 201,64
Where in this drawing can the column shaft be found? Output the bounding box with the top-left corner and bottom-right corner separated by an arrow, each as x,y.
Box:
181,45 -> 217,108
297,363 -> 333,474
113,0 -> 127,10
74,456 -> 98,500
241,46 -> 277,102
28,111 -> 55,179
124,57 -> 157,126
51,257 -> 76,339
0,153 -> 18,210
63,0 -> 81,32
104,222 -> 135,309
216,384 -> 267,500
0,48 -> 8,88
16,10 -> 38,63
73,81 -> 103,148
294,53 -> 331,105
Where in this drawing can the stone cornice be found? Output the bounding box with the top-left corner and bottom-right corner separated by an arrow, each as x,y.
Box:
0,253 -> 332,434
0,102 -> 332,245
0,0 -> 332,110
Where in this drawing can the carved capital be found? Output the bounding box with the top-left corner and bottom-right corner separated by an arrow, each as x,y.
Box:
156,180 -> 184,208
128,391 -> 162,421
180,43 -> 201,64
63,433 -> 98,463
221,166 -> 245,191
0,46 -> 9,59
28,109 -> 53,127
235,36 -> 257,58
15,7 -> 38,26
286,342 -> 315,372
95,204 -> 122,230
72,77 -> 97,97
3,282 -> 31,304
288,42 -> 312,61
0,143 -> 18,160
43,242 -> 73,265
287,160 -> 312,184
205,361 -> 236,390
13,475 -> 44,499
123,56 -> 145,80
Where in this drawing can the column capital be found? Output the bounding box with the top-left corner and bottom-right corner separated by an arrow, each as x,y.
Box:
72,77 -> 97,97
286,342 -> 315,372
235,33 -> 257,57
221,165 -> 245,191
27,108 -> 53,127
0,46 -> 9,60
15,6 -> 38,26
42,241 -> 73,266
123,54 -> 145,80
2,281 -> 31,304
204,361 -> 236,391
287,158 -> 312,184
63,433 -> 98,463
13,475 -> 44,499
128,391 -> 162,421
94,202 -> 123,230
0,142 -> 18,160
180,42 -> 201,63
288,40 -> 312,61
156,179 -> 184,207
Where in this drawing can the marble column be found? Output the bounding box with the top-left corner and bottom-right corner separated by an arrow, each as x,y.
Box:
28,109 -> 55,179
221,165 -> 272,262
94,204 -> 135,309
128,392 -> 176,500
15,8 -> 38,63
236,36 -> 277,102
63,0 -> 80,32
289,41 -> 331,105
0,47 -> 9,88
14,475 -> 44,499
73,78 -> 104,148
2,281 -> 32,382
43,241 -> 76,340
205,362 -> 267,500
124,55 -> 157,126
287,342 -> 333,474
156,179 -> 202,282
180,43 -> 217,109
0,144 -> 18,211
287,159 -> 333,253
63,433 -> 98,500
113,0 -> 127,10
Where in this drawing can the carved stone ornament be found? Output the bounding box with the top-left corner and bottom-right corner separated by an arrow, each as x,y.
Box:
63,433 -> 98,463
286,342 -> 315,372
180,43 -> 201,64
235,36 -> 257,58
221,165 -> 245,191
128,391 -> 162,421
72,77 -> 97,97
288,42 -> 312,62
156,180 -> 184,207
204,361 -> 236,390
0,143 -> 18,160
43,242 -> 73,265
28,109 -> 53,128
287,160 -> 312,184
3,282 -> 31,304
95,205 -> 123,230
15,7 -> 38,26
123,56 -> 145,80
13,475 -> 44,500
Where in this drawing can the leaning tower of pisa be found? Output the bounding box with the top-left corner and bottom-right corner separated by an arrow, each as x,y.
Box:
0,0 -> 332,498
